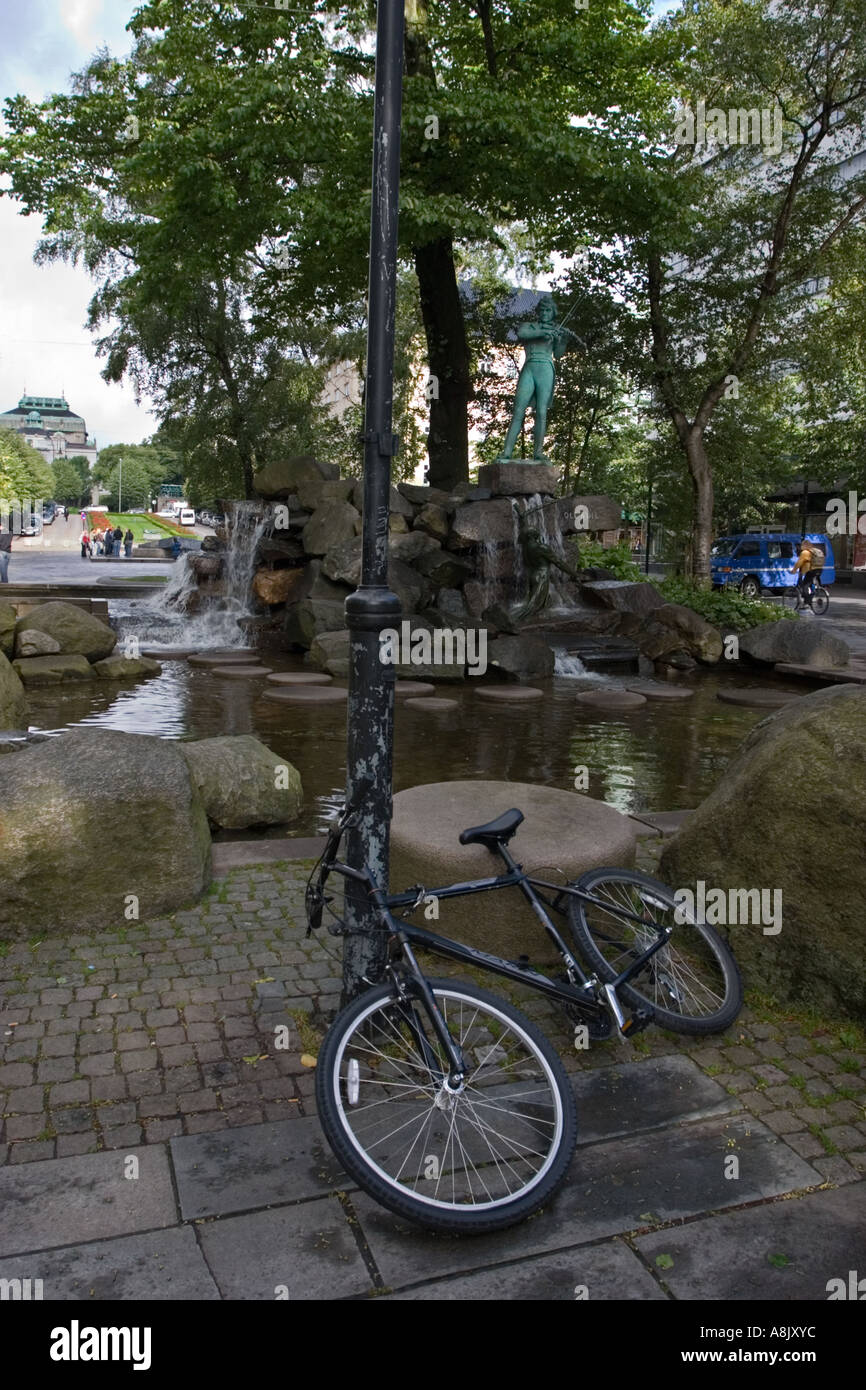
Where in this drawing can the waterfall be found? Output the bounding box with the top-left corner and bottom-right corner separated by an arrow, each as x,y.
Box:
114,502 -> 272,649
524,492 -> 577,611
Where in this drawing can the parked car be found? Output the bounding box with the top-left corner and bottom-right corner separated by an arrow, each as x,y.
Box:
711,531 -> 835,597
179,507 -> 196,526
42,501 -> 56,525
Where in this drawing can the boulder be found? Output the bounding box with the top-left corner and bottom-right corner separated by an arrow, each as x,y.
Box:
388,513 -> 409,534
383,615 -> 470,681
302,501 -> 361,556
189,553 -> 223,580
738,620 -> 850,669
450,483 -> 492,501
448,498 -> 515,550
413,549 -> 474,590
387,531 -> 441,565
558,494 -> 622,534
0,728 -> 211,936
16,629 -> 62,658
321,536 -> 363,588
398,483 -> 454,510
13,601 -> 117,662
253,567 -> 301,606
252,455 -> 338,499
180,735 -> 303,829
296,476 -> 354,511
581,581 -> 666,617
390,780 -> 637,963
91,655 -> 162,681
309,628 -> 351,678
0,650 -> 26,730
476,462 -> 559,497
389,558 -> 426,614
660,685 -> 866,1016
0,601 -> 16,657
430,587 -> 472,625
414,503 -> 450,542
487,634 -> 555,681
13,653 -> 95,686
256,535 -> 305,565
653,603 -> 723,664
284,598 -> 347,648
200,535 -> 225,554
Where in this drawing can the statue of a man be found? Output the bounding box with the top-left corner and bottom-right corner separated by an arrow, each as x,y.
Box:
498,295 -> 575,463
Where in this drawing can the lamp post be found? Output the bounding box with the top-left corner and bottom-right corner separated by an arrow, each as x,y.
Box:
341,0 -> 405,1003
118,456 -> 123,516
645,430 -> 660,574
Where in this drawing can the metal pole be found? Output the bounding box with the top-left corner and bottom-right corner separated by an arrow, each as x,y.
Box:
341,0 -> 405,1004
118,457 -> 123,515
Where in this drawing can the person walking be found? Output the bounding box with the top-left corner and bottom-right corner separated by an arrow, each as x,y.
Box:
0,526 -> 11,583
124,527 -> 134,557
80,528 -> 90,559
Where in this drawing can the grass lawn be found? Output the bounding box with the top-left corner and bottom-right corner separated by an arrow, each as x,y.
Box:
87,512 -> 194,539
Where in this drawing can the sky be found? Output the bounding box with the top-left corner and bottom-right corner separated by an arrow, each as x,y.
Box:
0,1 -> 681,452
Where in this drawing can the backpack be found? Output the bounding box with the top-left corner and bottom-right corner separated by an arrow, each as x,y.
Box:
807,543 -> 825,569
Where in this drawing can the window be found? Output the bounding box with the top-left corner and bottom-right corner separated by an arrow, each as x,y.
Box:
735,540 -> 761,557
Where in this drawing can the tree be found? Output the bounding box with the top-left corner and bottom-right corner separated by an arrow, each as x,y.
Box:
51,459 -> 89,506
639,0 -> 866,581
0,429 -> 55,505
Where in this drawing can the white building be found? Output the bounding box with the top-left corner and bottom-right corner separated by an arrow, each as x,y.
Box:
0,395 -> 98,473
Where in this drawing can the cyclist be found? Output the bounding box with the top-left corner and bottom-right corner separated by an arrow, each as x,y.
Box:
793,540 -> 823,603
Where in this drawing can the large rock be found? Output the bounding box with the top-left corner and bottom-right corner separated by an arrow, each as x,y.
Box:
14,601 -> 117,661
296,476 -> 354,511
180,735 -> 303,829
390,781 -> 637,962
16,629 -> 62,658
653,603 -> 723,664
253,567 -> 301,606
252,455 -> 338,499
321,536 -> 363,587
309,628 -> 350,678
91,655 -> 162,681
284,598 -> 347,648
0,728 -> 211,936
0,602 -> 16,657
487,634 -> 555,681
558,494 -> 622,534
384,615 -> 470,681
0,649 -> 26,730
581,581 -> 666,617
387,531 -> 441,564
414,503 -> 450,542
398,483 -> 454,510
660,685 -> 866,1016
302,501 -> 361,556
411,549 -> 474,590
12,653 -> 95,686
739,620 -> 850,669
448,499 -> 515,550
476,462 -> 559,496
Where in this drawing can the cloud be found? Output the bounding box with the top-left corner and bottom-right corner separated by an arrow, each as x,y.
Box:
59,0 -> 104,48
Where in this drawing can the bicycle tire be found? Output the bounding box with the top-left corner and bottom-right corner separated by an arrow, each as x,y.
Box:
783,586 -> 802,611
811,586 -> 829,616
316,976 -> 578,1234
567,868 -> 743,1035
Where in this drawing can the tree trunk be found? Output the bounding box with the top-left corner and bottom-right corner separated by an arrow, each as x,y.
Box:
685,427 -> 713,585
414,236 -> 471,492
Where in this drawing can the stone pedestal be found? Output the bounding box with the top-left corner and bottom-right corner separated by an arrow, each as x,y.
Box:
477,461 -> 559,496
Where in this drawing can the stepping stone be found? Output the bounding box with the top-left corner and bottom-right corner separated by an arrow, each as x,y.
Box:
716,687 -> 798,708
394,680 -> 436,698
775,661 -> 866,684
141,646 -> 198,660
576,689 -> 647,710
626,680 -> 695,701
188,649 -> 260,667
403,697 -> 458,712
262,686 -> 348,705
266,672 -> 333,686
210,665 -> 273,679
475,685 -> 544,702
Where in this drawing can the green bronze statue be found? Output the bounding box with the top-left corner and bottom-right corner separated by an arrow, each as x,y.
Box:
498,295 -> 581,463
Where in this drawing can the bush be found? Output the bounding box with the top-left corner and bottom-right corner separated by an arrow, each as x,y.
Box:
572,538 -> 641,581
656,577 -> 795,631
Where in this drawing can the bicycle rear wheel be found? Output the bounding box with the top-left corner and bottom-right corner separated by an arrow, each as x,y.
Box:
568,868 -> 742,1035
316,977 -> 577,1234
811,585 -> 829,616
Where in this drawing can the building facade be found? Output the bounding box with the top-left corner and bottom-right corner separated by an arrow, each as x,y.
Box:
0,395 -> 98,473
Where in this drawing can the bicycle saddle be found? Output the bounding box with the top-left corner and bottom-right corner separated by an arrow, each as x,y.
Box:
459,808 -> 524,849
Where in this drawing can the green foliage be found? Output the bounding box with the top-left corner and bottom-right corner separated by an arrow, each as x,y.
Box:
0,428 -> 55,503
656,577 -> 795,631
574,537 -> 641,581
49,459 -> 87,506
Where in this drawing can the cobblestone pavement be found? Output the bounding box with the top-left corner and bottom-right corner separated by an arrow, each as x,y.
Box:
1,861 -> 865,1187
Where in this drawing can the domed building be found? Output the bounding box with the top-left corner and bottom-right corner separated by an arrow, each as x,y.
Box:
0,395 -> 98,472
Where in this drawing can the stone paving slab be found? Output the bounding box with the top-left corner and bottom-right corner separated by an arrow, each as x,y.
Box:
0,1226 -> 219,1300
196,1195 -> 371,1300
350,1113 -> 821,1287
212,838 -> 326,874
171,1115 -> 349,1220
384,1239 -> 667,1301
635,1183 -> 866,1300
0,1146 -> 176,1257
572,1054 -> 739,1144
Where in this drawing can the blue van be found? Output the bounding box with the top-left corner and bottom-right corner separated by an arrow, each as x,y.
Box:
710,532 -> 835,598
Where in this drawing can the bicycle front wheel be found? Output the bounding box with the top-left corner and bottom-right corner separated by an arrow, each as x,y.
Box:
568,868 -> 742,1035
811,586 -> 829,616
316,977 -> 577,1234
783,586 -> 802,611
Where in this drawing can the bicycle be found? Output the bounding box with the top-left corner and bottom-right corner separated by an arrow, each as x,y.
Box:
305,789 -> 743,1234
783,574 -> 829,615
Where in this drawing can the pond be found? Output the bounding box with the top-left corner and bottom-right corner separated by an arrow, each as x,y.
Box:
17,601 -> 804,838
